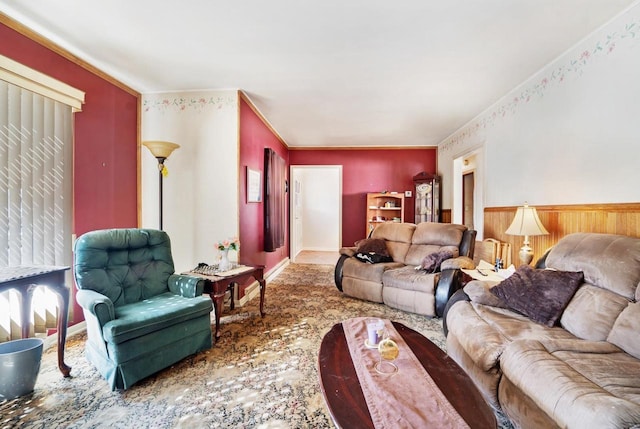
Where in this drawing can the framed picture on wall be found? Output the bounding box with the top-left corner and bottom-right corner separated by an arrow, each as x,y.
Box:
247,167 -> 262,202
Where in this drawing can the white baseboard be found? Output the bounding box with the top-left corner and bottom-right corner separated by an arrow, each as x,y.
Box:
236,258 -> 290,307
299,247 -> 339,252
43,321 -> 86,351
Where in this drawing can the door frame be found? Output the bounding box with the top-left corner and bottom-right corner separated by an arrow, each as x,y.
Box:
289,165 -> 342,260
453,146 -> 484,239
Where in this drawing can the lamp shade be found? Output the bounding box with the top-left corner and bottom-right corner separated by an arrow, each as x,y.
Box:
505,204 -> 549,237
143,141 -> 180,159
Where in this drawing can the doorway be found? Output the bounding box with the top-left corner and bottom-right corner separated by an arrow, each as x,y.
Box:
453,148 -> 484,239
290,165 -> 342,261
462,172 -> 475,230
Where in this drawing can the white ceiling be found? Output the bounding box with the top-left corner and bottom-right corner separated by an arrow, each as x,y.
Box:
1,0 -> 636,148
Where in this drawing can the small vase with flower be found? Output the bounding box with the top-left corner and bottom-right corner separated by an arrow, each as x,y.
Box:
217,237 -> 239,272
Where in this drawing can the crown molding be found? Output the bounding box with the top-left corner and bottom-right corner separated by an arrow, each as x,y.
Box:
0,12 -> 139,97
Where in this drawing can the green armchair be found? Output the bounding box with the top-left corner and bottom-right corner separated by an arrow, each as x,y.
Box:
73,228 -> 213,390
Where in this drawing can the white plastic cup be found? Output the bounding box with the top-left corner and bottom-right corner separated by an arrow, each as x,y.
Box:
366,318 -> 384,346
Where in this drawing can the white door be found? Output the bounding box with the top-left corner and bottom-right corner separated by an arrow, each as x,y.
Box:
292,175 -> 304,259
290,165 -> 342,258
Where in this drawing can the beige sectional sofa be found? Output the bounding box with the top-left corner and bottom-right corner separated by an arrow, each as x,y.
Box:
334,221 -> 476,317
444,232 -> 640,429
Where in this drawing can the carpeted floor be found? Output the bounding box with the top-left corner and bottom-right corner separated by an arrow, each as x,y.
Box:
0,263 -> 513,428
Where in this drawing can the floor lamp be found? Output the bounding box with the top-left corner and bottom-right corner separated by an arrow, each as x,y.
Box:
505,203 -> 549,266
142,140 -> 180,230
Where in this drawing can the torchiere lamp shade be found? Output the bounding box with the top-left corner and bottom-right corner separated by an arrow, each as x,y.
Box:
142,140 -> 180,230
142,141 -> 180,160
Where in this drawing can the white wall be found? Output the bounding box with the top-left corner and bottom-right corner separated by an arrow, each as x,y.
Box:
141,90 -> 239,272
438,4 -> 640,212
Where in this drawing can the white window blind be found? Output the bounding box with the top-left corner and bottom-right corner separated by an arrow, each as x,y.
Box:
0,55 -> 83,341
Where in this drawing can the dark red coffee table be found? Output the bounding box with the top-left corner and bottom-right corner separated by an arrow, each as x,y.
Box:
318,321 -> 496,428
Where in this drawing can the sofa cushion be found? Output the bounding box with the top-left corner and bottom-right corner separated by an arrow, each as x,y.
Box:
403,223 -> 466,266
342,277 -> 385,303
382,266 -> 439,316
607,301 -> 640,360
500,338 -> 640,429
560,283 -> 630,341
382,265 -> 438,294
103,292 -> 213,344
411,222 -> 466,247
342,257 -> 403,283
371,222 -> 415,263
405,245 -> 459,266
490,265 -> 583,327
545,232 -> 640,301
446,301 -> 576,373
371,222 -> 416,242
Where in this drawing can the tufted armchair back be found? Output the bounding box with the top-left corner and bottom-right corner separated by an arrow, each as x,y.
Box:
74,228 -> 176,307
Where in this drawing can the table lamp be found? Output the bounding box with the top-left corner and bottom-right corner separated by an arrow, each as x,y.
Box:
505,203 -> 549,265
143,140 -> 180,230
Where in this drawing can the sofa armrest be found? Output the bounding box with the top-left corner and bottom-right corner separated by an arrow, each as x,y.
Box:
534,247 -> 553,269
434,269 -> 464,318
168,274 -> 205,298
459,229 -> 477,259
339,247 -> 356,257
440,256 -> 475,270
442,288 -> 471,337
334,254 -> 350,291
76,289 -> 115,326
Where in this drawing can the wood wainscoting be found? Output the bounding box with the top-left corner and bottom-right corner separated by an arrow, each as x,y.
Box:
442,203 -> 640,265
485,203 -> 640,265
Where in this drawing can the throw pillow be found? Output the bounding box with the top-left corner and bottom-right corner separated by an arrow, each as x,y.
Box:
355,238 -> 390,257
420,251 -> 454,273
490,265 -> 584,327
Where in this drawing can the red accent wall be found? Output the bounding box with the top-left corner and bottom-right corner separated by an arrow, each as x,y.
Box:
239,97 -> 290,274
289,149 -> 437,247
1,23 -> 139,324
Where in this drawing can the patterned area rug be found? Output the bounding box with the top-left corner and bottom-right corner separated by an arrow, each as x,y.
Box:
0,263 -> 513,428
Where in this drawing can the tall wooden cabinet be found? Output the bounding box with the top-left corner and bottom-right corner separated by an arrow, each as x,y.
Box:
413,172 -> 440,223
366,193 -> 405,236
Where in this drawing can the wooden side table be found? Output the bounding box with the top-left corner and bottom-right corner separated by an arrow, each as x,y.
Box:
0,266 -> 72,377
184,265 -> 266,341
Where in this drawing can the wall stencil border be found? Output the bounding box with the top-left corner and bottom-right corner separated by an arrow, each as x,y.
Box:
441,15 -> 639,153
143,95 -> 236,113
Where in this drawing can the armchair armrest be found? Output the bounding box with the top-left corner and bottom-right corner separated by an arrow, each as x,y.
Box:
168,274 -> 205,298
76,289 -> 115,327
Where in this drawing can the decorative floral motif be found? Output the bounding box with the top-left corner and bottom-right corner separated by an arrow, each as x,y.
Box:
441,17 -> 639,152
143,94 -> 236,113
